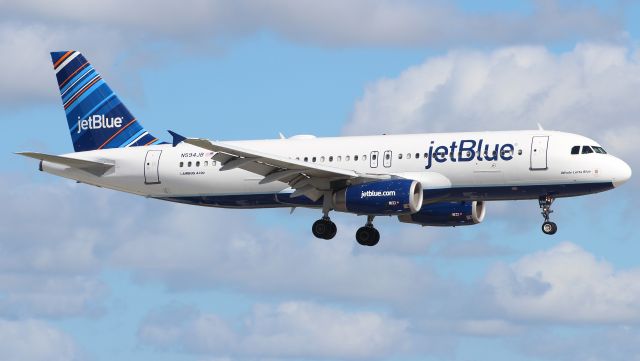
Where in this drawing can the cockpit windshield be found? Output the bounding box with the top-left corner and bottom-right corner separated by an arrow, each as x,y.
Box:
592,146 -> 607,154
570,145 -> 607,155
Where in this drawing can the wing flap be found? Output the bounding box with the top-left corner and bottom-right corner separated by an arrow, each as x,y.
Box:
185,138 -> 359,179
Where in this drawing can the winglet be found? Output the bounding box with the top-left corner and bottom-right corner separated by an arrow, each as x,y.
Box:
167,130 -> 187,147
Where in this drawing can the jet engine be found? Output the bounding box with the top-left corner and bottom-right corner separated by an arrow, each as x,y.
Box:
333,179 -> 423,215
398,201 -> 485,226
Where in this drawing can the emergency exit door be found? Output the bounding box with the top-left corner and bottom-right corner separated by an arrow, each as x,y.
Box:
383,150 -> 392,168
370,151 -> 379,168
144,150 -> 162,184
530,136 -> 549,170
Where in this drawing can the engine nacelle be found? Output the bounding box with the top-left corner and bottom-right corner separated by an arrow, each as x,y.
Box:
333,179 -> 423,215
398,201 -> 486,226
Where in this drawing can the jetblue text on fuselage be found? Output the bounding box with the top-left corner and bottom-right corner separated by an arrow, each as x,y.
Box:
76,115 -> 122,133
425,139 -> 515,169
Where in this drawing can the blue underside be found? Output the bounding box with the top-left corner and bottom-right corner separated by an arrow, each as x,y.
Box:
156,182 -> 614,209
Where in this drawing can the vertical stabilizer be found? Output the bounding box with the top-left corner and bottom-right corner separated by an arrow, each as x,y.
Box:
51,51 -> 162,152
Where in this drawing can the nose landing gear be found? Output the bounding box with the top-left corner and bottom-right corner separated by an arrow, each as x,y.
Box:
539,195 -> 558,235
355,215 -> 380,246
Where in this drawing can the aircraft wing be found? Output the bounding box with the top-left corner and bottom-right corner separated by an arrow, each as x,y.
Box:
16,152 -> 114,177
184,138 -> 388,201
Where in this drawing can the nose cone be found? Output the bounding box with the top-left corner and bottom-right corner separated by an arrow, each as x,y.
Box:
612,157 -> 632,187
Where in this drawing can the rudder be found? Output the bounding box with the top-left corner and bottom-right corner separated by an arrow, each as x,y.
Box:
51,51 -> 162,152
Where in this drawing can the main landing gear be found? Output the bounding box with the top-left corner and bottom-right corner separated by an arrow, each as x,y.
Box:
312,216 -> 337,240
539,195 -> 558,235
356,215 -> 380,247
312,193 -> 337,240
311,215 -> 380,246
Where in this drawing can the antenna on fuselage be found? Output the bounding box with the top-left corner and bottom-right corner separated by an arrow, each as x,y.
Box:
537,123 -> 545,131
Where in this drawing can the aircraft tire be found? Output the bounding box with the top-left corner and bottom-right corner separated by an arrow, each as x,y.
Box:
542,221 -> 557,235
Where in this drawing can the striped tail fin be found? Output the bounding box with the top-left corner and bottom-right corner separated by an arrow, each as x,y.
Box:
50,51 -> 163,152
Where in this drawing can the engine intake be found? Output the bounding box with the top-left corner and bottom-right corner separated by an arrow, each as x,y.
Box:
398,201 -> 486,226
333,179 -> 423,215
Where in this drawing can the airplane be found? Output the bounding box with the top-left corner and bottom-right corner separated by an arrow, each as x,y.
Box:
17,51 -> 632,246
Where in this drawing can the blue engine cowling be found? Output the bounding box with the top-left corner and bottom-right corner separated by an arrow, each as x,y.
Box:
333,179 -> 423,215
398,201 -> 486,226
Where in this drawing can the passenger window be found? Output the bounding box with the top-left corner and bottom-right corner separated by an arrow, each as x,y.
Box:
304,157 -> 308,162
407,153 -> 411,159
346,155 -> 350,161
518,149 -> 522,156
320,156 -> 325,162
312,157 -> 317,162
363,155 -> 367,161
337,156 -> 342,162
372,154 -> 377,160
296,157 -> 300,160
188,161 -> 192,167
329,156 -> 333,162
196,161 -> 200,167
179,162 -> 184,167
354,155 -> 359,161
398,153 -> 403,159
582,146 -> 593,154
204,161 -> 208,166
415,153 -> 419,159
385,153 -> 390,160
424,153 -> 428,158
571,146 -> 580,155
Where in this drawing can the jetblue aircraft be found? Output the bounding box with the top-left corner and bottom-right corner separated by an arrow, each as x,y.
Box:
18,51 -> 632,246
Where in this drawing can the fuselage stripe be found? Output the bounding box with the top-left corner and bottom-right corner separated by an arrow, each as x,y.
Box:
97,118 -> 137,149
59,62 -> 89,90
64,76 -> 101,110
144,137 -> 158,146
53,51 -> 73,69
55,52 -> 80,74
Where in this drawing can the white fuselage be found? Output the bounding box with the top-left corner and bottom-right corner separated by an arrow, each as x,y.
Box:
40,130 -> 631,209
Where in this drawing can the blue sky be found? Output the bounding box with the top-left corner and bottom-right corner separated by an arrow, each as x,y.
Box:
1,1 -> 640,360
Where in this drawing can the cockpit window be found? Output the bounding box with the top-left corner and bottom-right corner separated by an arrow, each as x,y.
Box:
592,146 -> 607,154
571,146 -> 580,155
581,146 -> 593,154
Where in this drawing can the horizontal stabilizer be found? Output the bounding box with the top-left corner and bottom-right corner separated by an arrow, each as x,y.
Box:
16,152 -> 114,176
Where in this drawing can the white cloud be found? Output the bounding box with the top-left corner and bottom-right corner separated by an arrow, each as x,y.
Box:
139,301 -> 411,359
111,204 -> 435,306
0,319 -> 81,361
0,1 -> 626,105
344,43 -> 640,165
2,0 -> 623,46
486,242 -> 640,323
0,176 -> 123,318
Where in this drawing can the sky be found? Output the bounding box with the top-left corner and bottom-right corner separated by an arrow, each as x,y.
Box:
1,0 -> 640,360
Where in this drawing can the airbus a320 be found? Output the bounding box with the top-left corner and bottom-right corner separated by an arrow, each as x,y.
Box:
18,51 -> 632,246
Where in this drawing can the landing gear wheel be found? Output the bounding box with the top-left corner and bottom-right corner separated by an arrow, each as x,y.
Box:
355,226 -> 380,246
312,218 -> 337,240
542,221 -> 557,235
538,195 -> 558,235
